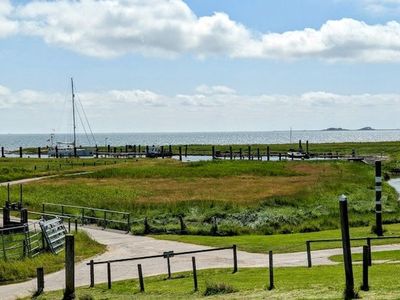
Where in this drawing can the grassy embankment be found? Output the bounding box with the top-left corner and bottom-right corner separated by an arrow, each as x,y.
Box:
1,154 -> 398,237
0,231 -> 106,284
30,263 -> 400,299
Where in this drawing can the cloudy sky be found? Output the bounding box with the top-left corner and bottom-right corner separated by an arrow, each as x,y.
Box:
1,0 -> 400,133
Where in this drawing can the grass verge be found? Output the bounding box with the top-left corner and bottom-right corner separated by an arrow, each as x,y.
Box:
0,231 -> 106,284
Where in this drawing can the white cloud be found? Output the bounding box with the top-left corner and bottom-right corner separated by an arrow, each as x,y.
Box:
2,83 -> 400,132
361,0 -> 400,14
0,0 -> 394,62
0,0 -> 18,38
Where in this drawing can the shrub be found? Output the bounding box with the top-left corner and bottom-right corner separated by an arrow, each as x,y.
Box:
203,282 -> 237,296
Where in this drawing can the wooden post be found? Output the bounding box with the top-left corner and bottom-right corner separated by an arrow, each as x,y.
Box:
38,147 -> 41,158
19,146 -> 23,158
192,256 -> 198,291
74,219 -> 78,232
248,146 -> 251,160
212,146 -> 215,159
179,146 -> 182,161
138,145 -> 141,154
375,161 -> 383,236
64,235 -> 75,300
306,241 -> 312,268
239,148 -> 242,160
306,140 -> 309,154
361,245 -> 369,291
37,267 -> 44,295
230,146 -> 233,160
257,148 -> 260,160
185,145 -> 188,157
268,251 -> 274,290
73,147 -> 77,158
233,245 -> 238,273
367,238 -> 372,266
1,146 -> 4,158
298,140 -> 302,150
89,260 -> 94,287
339,195 -> 355,299
107,144 -> 111,153
279,153 -> 282,161
138,264 -> 145,292
107,261 -> 112,289
167,256 -> 172,279
146,145 -> 149,156
161,146 -> 164,159
95,146 -> 98,158
168,145 -> 172,154
267,146 -> 270,161
125,145 -> 128,153
55,145 -> 59,158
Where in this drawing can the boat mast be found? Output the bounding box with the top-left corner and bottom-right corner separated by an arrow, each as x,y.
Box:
71,77 -> 76,149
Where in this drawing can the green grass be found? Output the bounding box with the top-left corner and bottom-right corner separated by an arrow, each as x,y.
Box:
152,223 -> 400,254
1,158 -> 398,236
330,249 -> 400,263
0,231 -> 106,284
30,263 -> 400,299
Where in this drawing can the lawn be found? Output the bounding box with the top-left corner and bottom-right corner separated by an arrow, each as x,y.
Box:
30,263 -> 400,299
330,249 -> 400,263
1,158 -> 398,236
0,231 -> 106,284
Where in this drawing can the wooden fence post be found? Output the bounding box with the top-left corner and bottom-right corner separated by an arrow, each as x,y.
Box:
38,147 -> 41,158
248,146 -> 251,160
192,256 -> 198,291
185,145 -> 188,157
212,146 -> 215,159
107,261 -> 112,289
233,245 -> 238,273
361,245 -> 369,291
267,146 -> 270,161
179,146 -> 182,161
64,234 -> 75,300
1,146 -> 4,158
37,267 -> 44,295
167,256 -> 172,279
306,241 -> 312,268
339,195 -> 355,299
19,147 -> 23,158
138,264 -> 145,292
89,260 -> 94,287
375,161 -> 383,236
268,251 -> 274,290
239,148 -> 242,160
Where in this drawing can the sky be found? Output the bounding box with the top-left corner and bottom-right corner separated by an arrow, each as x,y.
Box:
1,0 -> 400,133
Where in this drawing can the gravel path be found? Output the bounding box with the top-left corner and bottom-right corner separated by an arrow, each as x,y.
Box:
2,227 -> 400,300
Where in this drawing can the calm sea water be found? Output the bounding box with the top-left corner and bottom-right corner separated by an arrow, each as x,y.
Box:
0,130 -> 399,150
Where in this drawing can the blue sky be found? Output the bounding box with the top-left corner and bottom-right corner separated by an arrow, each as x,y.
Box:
1,0 -> 400,133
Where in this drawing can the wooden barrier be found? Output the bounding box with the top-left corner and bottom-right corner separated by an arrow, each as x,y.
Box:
192,256 -> 198,291
64,235 -> 75,300
268,251 -> 274,290
36,267 -> 44,295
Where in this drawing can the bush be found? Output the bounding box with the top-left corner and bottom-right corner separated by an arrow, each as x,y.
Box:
299,223 -> 321,233
203,282 -> 237,296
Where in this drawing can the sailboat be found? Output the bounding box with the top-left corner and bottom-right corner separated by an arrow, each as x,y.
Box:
48,78 -> 95,158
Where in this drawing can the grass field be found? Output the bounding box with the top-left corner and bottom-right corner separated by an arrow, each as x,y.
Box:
31,263 -> 400,299
1,157 -> 398,236
0,231 -> 106,284
330,249 -> 400,263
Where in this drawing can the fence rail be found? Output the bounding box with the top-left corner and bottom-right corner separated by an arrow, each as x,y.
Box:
42,203 -> 131,232
86,245 -> 238,288
306,235 -> 400,267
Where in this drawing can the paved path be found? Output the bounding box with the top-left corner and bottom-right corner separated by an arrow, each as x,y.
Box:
0,171 -> 93,187
2,227 -> 400,300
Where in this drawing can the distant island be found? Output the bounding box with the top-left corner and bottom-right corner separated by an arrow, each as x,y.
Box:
323,127 -> 375,131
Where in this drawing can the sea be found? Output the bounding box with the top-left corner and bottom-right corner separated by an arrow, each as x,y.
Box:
0,130 -> 400,150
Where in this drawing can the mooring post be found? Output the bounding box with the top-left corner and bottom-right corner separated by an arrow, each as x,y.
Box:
267,146 -> 270,161
306,241 -> 312,268
38,147 -> 41,158
268,250 -> 274,290
179,146 -> 182,161
107,261 -> 112,289
233,244 -> 238,273
89,260 -> 94,287
339,195 -> 355,299
138,264 -> 145,292
37,267 -> 44,295
1,146 -> 4,158
64,234 -> 75,300
375,161 -> 383,236
361,245 -> 369,291
192,256 -> 198,291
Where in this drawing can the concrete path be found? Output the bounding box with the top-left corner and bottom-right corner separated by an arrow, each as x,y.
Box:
2,227 -> 400,300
